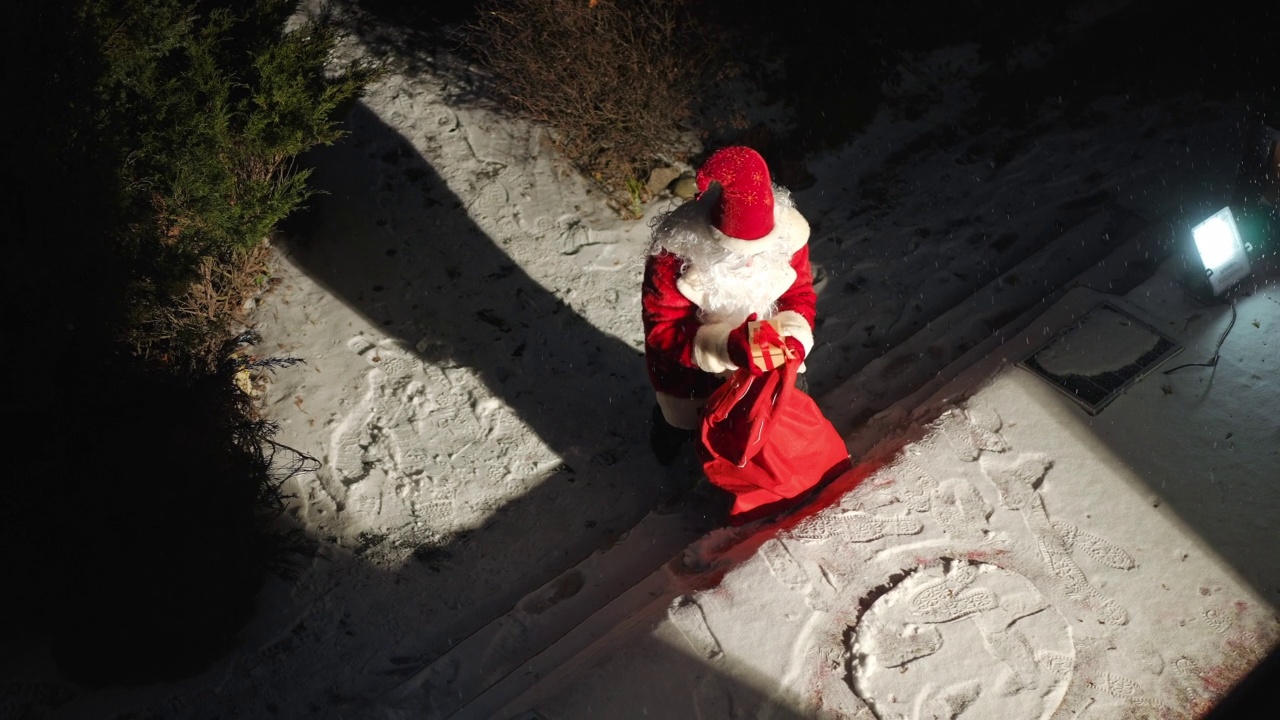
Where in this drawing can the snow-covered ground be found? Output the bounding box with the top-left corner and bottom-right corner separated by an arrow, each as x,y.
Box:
8,2 -> 1277,718
486,262 -> 1280,720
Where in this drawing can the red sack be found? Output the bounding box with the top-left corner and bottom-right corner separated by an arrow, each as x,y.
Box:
698,356 -> 851,520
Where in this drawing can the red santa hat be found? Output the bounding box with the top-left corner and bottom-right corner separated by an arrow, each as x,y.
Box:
696,146 -> 775,240
694,146 -> 809,256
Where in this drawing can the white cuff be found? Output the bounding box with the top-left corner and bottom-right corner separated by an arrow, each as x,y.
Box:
693,322 -> 739,374
774,310 -> 814,357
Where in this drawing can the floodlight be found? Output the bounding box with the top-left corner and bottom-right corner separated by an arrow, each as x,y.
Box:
1192,206 -> 1251,296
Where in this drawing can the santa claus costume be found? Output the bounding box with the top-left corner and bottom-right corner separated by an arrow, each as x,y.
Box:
642,146 -> 817,463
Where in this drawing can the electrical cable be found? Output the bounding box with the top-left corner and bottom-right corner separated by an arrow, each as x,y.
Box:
1161,302 -> 1237,374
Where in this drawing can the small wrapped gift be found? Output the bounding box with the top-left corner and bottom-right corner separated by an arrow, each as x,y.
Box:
747,319 -> 794,373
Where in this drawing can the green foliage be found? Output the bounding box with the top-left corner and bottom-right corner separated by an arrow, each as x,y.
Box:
71,0 -> 380,359
625,176 -> 645,219
1,0 -> 375,685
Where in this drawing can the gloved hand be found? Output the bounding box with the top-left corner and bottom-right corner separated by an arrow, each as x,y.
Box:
726,314 -> 763,376
784,336 -> 806,363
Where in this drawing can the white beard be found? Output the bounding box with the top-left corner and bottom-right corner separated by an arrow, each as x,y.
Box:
684,244 -> 794,323
650,187 -> 797,324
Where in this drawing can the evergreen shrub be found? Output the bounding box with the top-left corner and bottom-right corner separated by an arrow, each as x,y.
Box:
2,0 -> 376,687
78,0 -> 381,364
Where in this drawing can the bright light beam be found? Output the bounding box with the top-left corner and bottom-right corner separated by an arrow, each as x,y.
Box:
1192,206 -> 1250,296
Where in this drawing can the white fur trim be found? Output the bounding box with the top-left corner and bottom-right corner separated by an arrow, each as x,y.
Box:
773,310 -> 813,356
649,184 -> 810,260
655,392 -> 705,431
774,309 -> 813,374
692,321 -> 739,374
710,203 -> 810,256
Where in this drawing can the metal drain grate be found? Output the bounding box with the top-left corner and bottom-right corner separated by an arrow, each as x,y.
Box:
1018,301 -> 1182,415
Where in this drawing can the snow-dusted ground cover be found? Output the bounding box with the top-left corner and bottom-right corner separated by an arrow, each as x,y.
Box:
497,270 -> 1280,719
7,2 -> 1277,718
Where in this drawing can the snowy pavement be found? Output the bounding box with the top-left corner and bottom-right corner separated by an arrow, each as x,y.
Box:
29,5 -> 1277,718
463,253 -> 1280,720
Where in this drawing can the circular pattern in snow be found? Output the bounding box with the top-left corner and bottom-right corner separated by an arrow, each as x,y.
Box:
849,560 -> 1073,719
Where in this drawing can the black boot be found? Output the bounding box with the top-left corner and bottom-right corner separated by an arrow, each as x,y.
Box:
649,405 -> 692,466
795,371 -> 810,395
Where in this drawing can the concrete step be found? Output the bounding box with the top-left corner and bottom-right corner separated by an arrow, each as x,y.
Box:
368,463 -> 729,719
364,201 -> 1216,720
822,203 -> 1207,458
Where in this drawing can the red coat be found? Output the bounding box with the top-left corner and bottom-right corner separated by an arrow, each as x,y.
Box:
642,244 -> 817,428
